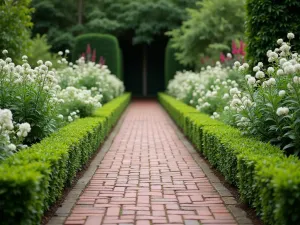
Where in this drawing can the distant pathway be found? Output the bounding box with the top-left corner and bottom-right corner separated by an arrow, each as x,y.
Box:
57,100 -> 252,225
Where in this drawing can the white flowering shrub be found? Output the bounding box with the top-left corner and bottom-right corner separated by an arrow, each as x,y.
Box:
58,87 -> 102,118
167,63 -> 241,116
0,51 -> 61,144
222,33 -> 300,155
56,57 -> 124,103
0,109 -> 31,160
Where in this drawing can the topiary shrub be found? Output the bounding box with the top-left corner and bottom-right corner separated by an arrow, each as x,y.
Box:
246,0 -> 300,67
72,33 -> 122,79
164,40 -> 188,88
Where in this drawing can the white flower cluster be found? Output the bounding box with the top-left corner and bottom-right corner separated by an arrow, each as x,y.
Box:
58,86 -> 102,108
56,57 -> 124,102
0,109 -> 30,158
167,63 -> 231,104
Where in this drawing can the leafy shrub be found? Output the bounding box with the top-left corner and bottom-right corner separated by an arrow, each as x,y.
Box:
72,33 -> 122,79
164,40 -> 188,87
57,57 -> 125,104
0,93 -> 131,225
58,87 -> 102,118
0,109 -> 31,160
167,64 -> 242,116
224,33 -> 300,155
167,0 -> 245,67
246,0 -> 300,67
27,34 -> 60,68
0,0 -> 33,61
0,51 -> 61,145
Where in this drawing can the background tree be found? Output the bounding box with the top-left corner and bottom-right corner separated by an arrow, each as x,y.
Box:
245,0 -> 300,67
31,0 -> 198,52
0,0 -> 33,60
167,0 -> 245,68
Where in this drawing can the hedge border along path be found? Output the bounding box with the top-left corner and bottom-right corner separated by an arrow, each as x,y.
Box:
0,93 -> 131,225
158,93 -> 300,225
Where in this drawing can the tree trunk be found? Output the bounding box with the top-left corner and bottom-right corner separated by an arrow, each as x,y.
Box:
78,0 -> 83,25
142,44 -> 147,96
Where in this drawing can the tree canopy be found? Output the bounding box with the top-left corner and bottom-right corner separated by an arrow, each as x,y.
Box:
0,0 -> 33,60
31,0 -> 198,51
167,0 -> 245,67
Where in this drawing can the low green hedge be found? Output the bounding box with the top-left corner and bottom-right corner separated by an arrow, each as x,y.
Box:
0,93 -> 131,225
158,93 -> 300,225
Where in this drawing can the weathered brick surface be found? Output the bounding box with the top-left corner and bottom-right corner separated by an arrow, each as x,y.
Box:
65,100 -> 239,225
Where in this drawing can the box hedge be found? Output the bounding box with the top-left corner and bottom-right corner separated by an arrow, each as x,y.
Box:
158,93 -> 300,225
72,33 -> 123,80
0,93 -> 131,225
246,0 -> 300,67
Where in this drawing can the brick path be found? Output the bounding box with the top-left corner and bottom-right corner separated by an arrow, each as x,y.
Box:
64,100 -> 239,225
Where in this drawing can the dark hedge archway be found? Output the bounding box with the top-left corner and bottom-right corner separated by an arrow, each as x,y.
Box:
120,38 -> 167,97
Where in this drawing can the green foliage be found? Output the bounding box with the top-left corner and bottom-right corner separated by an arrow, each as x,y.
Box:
31,0 -> 77,52
245,0 -> 300,67
31,0 -> 198,49
167,0 -> 245,67
0,0 -> 33,61
72,33 -> 122,79
164,40 -> 188,88
158,93 -> 300,225
27,34 -> 60,67
0,93 -> 131,225
0,53 -> 60,145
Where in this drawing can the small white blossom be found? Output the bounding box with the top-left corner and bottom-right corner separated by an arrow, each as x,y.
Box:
45,61 -> 52,67
287,32 -> 295,40
253,66 -> 260,72
279,90 -> 286,97
267,67 -> 275,74
277,69 -> 284,76
247,77 -> 256,85
276,107 -> 289,116
277,39 -> 283,45
255,71 -> 265,79
2,49 -> 8,54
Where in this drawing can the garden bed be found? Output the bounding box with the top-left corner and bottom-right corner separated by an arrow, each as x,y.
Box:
0,93 -> 131,225
159,92 -> 300,225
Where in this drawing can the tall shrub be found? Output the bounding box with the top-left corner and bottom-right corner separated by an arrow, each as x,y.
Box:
164,40 -> 188,88
0,0 -> 33,60
72,33 -> 122,79
246,0 -> 300,67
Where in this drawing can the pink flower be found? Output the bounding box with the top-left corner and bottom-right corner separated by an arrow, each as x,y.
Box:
86,44 -> 91,55
92,49 -> 96,62
220,53 -> 226,63
99,56 -> 105,65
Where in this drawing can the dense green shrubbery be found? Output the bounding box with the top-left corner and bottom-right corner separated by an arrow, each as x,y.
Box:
164,40 -> 187,88
72,33 -> 122,79
167,0 -> 245,67
159,93 -> 300,225
0,0 -> 33,61
245,0 -> 300,67
0,93 -> 131,225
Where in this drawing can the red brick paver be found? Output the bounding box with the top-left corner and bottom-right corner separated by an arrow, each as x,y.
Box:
65,100 -> 237,225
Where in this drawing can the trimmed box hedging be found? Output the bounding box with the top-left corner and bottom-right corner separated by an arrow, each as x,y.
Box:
158,93 -> 300,225
246,0 -> 300,67
72,33 -> 123,79
0,93 -> 131,225
164,40 -> 188,88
